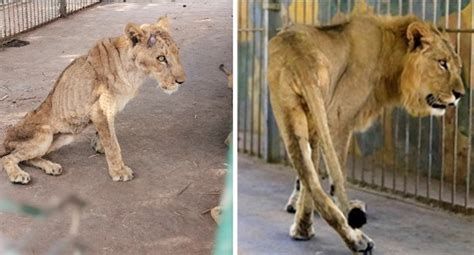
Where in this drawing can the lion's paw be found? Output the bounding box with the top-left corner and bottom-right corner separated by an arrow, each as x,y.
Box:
290,222 -> 315,241
43,162 -> 63,176
110,165 -> 134,182
8,170 -> 31,184
349,229 -> 374,254
91,133 -> 105,154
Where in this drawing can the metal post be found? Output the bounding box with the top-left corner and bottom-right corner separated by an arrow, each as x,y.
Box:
263,0 -> 281,162
60,0 -> 67,17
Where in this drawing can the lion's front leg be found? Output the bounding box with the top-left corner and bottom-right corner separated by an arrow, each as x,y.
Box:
90,106 -> 134,182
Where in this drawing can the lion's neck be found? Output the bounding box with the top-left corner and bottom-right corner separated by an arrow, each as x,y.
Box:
112,36 -> 148,91
350,16 -> 417,131
375,16 -> 418,108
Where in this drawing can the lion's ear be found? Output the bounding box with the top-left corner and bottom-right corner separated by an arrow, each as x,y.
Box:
156,16 -> 170,31
407,21 -> 432,51
125,23 -> 145,47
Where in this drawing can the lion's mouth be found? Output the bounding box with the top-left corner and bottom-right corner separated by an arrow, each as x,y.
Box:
160,84 -> 180,95
426,94 -> 447,109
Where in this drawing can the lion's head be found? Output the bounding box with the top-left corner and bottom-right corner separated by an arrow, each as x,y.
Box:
125,17 -> 186,94
400,21 -> 465,117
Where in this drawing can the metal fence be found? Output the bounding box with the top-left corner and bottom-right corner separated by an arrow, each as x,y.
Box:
238,0 -> 474,214
0,0 -> 101,43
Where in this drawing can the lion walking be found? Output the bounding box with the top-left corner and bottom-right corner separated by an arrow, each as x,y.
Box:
269,15 -> 464,253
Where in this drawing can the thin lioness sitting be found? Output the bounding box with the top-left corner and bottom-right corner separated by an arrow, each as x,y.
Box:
0,17 -> 186,184
269,15 -> 464,253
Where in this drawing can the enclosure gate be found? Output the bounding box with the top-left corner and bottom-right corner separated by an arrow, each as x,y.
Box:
238,0 -> 474,214
0,0 -> 101,43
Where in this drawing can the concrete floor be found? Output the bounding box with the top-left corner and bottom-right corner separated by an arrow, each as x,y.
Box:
238,154 -> 474,255
0,1 -> 231,254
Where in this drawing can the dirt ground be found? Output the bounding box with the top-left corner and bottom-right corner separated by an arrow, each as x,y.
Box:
238,154 -> 474,255
0,1 -> 232,254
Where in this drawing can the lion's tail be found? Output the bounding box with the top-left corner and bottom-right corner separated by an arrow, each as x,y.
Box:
219,64 -> 231,77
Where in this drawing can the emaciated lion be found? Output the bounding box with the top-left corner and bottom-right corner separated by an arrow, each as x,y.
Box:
1,17 -> 186,184
268,14 -> 464,253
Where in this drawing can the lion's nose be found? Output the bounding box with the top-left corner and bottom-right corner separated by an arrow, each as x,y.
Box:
453,90 -> 464,99
175,79 -> 184,85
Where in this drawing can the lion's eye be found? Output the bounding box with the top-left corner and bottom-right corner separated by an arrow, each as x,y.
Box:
438,60 -> 448,70
157,55 -> 167,63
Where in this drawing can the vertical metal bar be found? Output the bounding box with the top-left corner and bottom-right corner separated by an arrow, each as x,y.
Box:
1,0 -> 7,38
361,140 -> 365,183
351,135 -> 356,181
25,0 -> 29,28
258,0 -> 263,157
312,0 -> 315,25
404,115 -> 409,194
381,111 -> 386,188
41,0 -> 45,23
466,0 -> 474,209
327,0 -> 331,25
238,1 -> 243,152
387,0 -> 391,15
13,0 -> 17,34
249,0 -> 256,156
294,0 -> 297,23
408,0 -> 413,14
376,0 -> 381,14
393,110 -> 399,191
451,0 -> 462,206
398,0 -> 402,15
243,0 -> 250,154
420,0 -> 427,198
426,0 -> 434,200
440,0 -> 450,204
303,0 -> 307,24
20,0 -> 25,32
336,0 -> 340,14
416,118 -> 422,196
33,0 -> 38,26
263,0 -> 282,162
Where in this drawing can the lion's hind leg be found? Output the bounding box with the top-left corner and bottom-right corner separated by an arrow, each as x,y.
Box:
1,125 -> 54,184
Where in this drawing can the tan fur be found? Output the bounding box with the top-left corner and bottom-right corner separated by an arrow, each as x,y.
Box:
268,15 -> 464,252
219,64 -> 233,146
1,17 -> 186,184
219,64 -> 233,89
